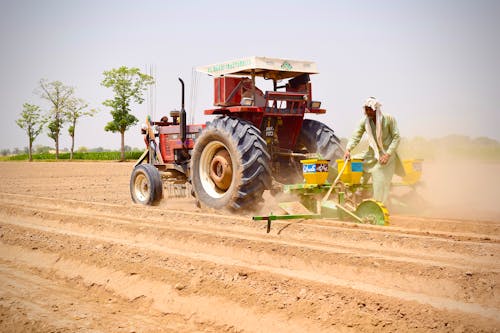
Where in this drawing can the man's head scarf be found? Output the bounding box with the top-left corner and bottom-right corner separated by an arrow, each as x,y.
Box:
363,97 -> 385,159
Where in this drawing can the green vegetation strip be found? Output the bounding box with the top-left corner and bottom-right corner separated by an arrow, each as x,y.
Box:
5,151 -> 144,161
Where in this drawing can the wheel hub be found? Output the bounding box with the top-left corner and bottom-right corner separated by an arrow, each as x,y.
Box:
209,150 -> 232,190
134,173 -> 150,202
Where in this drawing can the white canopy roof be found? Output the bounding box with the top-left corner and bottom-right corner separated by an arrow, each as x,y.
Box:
196,56 -> 319,80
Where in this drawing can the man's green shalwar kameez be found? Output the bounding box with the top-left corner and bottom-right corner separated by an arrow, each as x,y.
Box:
346,113 -> 405,204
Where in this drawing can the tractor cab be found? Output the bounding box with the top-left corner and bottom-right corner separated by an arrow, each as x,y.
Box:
197,57 -> 328,152
197,56 -> 326,115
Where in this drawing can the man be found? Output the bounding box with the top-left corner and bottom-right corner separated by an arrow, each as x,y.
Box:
344,97 -> 405,204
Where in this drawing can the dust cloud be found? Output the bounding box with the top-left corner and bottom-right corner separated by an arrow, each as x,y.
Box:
257,191 -> 299,216
392,160 -> 500,221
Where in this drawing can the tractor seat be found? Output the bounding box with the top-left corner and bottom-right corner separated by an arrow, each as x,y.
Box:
241,89 -> 266,107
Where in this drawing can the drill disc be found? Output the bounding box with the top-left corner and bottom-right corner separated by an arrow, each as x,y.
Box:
355,199 -> 390,226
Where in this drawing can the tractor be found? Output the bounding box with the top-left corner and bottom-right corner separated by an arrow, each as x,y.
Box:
130,56 -> 344,210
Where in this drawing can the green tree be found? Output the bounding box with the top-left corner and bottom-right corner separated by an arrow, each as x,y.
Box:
15,103 -> 46,161
37,79 -> 75,159
101,66 -> 154,161
65,98 -> 97,160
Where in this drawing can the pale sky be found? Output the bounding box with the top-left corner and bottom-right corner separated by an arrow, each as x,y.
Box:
1,0 -> 499,151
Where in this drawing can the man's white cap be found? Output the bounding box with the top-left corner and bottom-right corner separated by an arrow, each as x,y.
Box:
363,96 -> 382,112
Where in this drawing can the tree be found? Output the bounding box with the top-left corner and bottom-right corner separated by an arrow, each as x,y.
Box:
37,79 -> 74,159
15,103 -> 46,161
101,66 -> 154,161
65,98 -> 97,159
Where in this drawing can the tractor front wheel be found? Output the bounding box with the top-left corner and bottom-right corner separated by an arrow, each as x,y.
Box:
191,117 -> 272,210
130,164 -> 163,205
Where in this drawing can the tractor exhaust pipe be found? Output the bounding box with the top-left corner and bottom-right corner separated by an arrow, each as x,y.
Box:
178,77 -> 187,144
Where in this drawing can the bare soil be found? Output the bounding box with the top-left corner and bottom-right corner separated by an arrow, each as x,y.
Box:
0,161 -> 498,332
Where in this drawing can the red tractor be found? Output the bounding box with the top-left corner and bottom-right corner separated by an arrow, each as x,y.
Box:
130,57 -> 343,210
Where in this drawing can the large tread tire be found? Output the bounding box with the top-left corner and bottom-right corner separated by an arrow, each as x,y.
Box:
130,164 -> 163,205
296,119 -> 344,181
191,117 -> 272,210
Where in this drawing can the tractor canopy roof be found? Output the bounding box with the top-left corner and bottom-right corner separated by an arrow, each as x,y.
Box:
196,56 -> 318,80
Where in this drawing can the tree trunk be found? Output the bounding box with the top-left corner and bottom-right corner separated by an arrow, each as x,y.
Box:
55,135 -> 59,160
70,135 -> 74,160
55,110 -> 60,160
28,138 -> 32,162
120,130 -> 125,161
70,120 -> 76,160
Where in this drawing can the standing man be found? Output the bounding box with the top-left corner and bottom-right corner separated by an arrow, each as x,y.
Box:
344,97 -> 405,204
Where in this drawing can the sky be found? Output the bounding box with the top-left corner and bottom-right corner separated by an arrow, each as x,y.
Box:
0,0 -> 499,151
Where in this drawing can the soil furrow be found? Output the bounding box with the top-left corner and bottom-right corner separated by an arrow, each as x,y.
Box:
1,213 -> 499,313
0,261 -> 210,333
1,161 -> 499,332
0,199 -> 497,273
1,191 -> 499,242
1,194 -> 498,261
1,228 -> 498,333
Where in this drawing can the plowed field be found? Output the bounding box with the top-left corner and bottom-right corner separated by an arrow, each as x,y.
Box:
0,161 -> 498,332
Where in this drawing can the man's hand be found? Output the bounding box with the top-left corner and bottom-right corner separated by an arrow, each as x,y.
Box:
379,153 -> 390,165
344,149 -> 351,160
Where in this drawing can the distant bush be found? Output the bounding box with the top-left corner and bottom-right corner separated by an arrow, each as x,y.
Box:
34,145 -> 51,154
7,150 -> 144,161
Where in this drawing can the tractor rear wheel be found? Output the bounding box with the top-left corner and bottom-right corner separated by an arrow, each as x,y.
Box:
295,119 -> 344,181
191,117 -> 272,210
130,164 -> 163,205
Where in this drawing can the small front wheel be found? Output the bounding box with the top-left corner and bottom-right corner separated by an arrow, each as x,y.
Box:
130,164 -> 163,205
